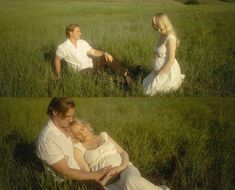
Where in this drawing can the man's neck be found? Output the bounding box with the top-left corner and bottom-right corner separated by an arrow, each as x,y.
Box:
69,37 -> 77,48
51,118 -> 68,136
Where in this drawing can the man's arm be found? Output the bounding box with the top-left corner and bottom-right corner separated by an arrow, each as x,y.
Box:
87,48 -> 113,63
51,158 -> 111,182
54,56 -> 62,78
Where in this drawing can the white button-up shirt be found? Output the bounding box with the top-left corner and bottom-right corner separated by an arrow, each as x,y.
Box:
37,119 -> 80,170
56,39 -> 93,71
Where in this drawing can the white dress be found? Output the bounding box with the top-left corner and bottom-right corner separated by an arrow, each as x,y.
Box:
143,34 -> 185,96
73,132 -> 170,190
73,132 -> 122,172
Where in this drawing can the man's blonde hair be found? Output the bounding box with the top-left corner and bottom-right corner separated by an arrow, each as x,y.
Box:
65,24 -> 80,38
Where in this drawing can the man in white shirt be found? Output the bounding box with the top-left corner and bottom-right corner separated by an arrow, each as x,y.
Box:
55,24 -> 133,86
37,97 -> 111,186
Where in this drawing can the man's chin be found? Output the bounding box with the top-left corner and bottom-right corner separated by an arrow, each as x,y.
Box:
61,125 -> 69,129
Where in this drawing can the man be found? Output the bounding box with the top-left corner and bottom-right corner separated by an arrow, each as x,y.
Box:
55,24 -> 133,86
37,97 -> 111,187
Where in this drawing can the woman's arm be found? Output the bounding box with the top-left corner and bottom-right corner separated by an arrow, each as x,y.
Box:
157,37 -> 176,75
107,134 -> 129,172
73,148 -> 90,172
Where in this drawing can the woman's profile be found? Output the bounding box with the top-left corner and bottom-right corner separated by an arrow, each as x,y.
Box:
143,13 -> 185,96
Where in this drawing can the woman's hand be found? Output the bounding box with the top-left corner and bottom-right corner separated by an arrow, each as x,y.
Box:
157,65 -> 170,76
158,69 -> 166,76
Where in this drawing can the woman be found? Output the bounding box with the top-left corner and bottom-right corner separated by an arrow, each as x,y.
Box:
69,119 -> 170,190
143,13 -> 185,96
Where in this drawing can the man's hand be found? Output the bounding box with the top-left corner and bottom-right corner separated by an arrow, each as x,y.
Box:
108,166 -> 126,176
94,166 -> 112,183
104,52 -> 113,63
53,74 -> 62,80
99,166 -> 124,186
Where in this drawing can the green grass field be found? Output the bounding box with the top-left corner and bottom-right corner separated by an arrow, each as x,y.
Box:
0,97 -> 234,190
0,0 -> 235,96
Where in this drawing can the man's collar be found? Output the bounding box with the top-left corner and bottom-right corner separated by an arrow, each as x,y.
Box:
48,119 -> 69,138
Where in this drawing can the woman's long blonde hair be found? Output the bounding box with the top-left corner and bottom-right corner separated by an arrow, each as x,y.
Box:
153,13 -> 180,47
70,118 -> 94,135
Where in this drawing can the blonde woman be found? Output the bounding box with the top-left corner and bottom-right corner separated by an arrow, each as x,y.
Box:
143,13 -> 185,96
69,119 -> 170,190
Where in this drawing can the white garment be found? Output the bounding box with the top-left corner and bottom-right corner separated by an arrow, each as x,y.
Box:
106,165 -> 169,190
73,132 -> 122,172
143,34 -> 185,96
73,132 -> 169,190
56,39 -> 93,71
37,119 -> 80,170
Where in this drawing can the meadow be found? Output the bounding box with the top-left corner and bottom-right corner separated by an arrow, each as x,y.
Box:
0,97 -> 234,190
0,0 -> 235,96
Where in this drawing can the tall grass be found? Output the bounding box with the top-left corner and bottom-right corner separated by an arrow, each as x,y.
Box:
0,97 -> 234,189
0,0 -> 234,96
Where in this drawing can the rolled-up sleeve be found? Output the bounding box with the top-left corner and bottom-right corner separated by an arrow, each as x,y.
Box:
56,45 -> 65,59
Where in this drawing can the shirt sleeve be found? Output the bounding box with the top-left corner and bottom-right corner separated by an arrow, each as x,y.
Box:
80,40 -> 92,53
100,131 -> 108,141
38,138 -> 65,166
56,45 -> 65,59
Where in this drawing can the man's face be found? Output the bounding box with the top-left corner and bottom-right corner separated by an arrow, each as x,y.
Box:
69,27 -> 81,40
53,107 -> 75,129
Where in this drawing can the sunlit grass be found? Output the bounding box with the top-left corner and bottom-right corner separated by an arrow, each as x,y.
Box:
0,0 -> 234,96
0,97 -> 234,189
